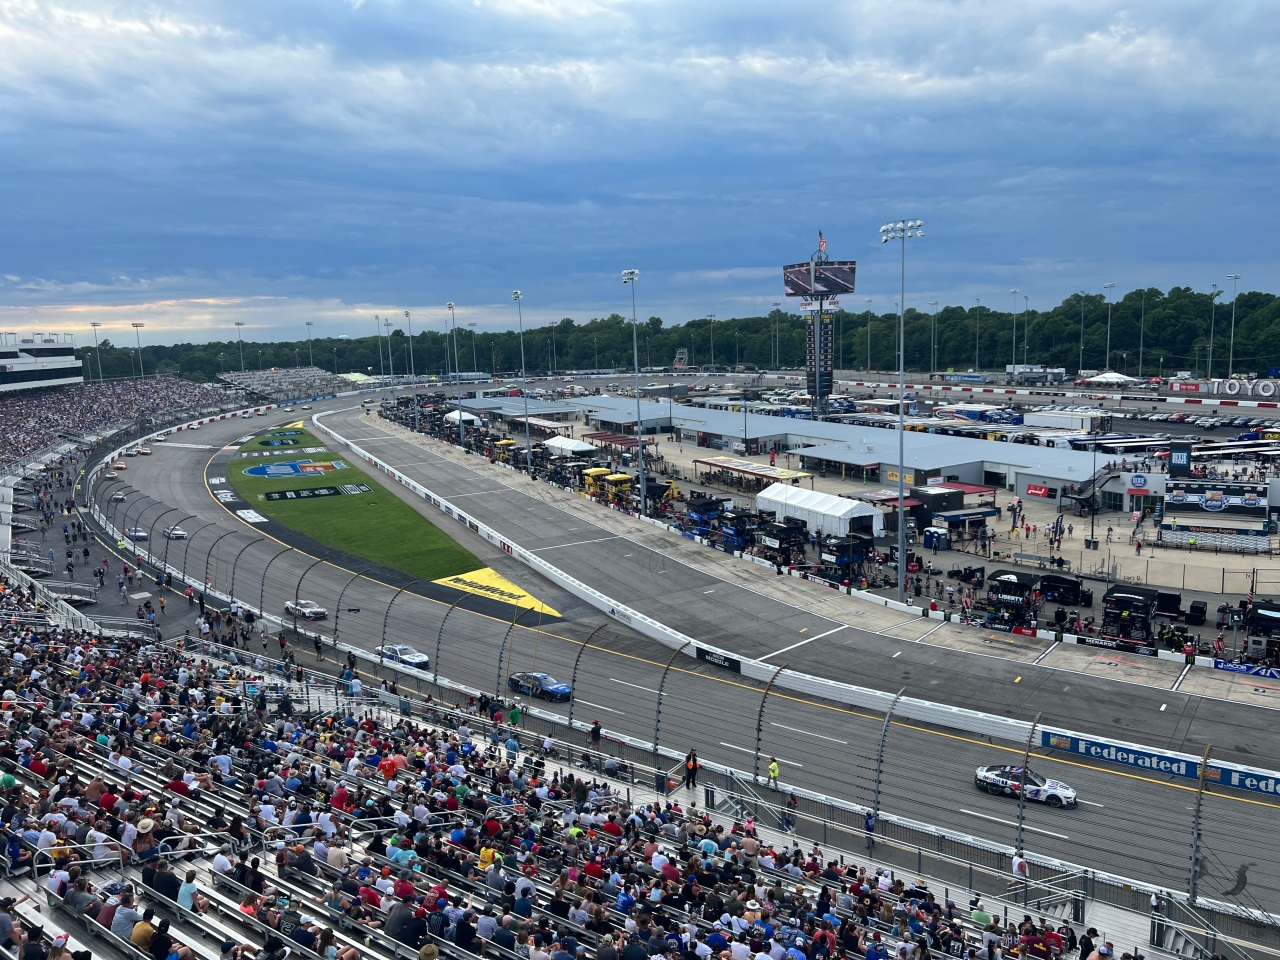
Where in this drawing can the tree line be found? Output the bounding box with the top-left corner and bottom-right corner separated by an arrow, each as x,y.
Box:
76,285 -> 1280,383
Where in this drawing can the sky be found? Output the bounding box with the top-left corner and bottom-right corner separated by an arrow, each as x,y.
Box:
0,0 -> 1277,346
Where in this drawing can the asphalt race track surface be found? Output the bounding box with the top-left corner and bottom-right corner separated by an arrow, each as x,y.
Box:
96,404 -> 1280,912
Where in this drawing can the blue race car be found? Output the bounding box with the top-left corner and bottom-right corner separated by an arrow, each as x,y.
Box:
507,671 -> 573,702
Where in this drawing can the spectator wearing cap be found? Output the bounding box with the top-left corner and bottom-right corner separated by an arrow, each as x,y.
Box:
290,915 -> 320,951
288,842 -> 318,877
864,932 -> 887,960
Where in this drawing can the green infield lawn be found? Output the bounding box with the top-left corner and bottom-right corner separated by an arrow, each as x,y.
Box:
227,430 -> 481,582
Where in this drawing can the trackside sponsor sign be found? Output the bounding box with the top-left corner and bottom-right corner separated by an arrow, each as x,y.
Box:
1042,733 -> 1280,797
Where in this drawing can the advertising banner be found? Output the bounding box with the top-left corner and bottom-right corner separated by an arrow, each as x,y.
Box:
1041,732 -> 1280,796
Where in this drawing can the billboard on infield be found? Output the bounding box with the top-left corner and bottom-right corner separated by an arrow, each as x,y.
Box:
782,260 -> 858,297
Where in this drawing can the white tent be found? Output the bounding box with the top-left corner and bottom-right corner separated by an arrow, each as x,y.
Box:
756,482 -> 884,537
444,410 -> 482,424
543,435 -> 597,456
1085,371 -> 1137,384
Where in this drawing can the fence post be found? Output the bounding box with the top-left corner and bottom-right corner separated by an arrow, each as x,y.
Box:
259,545 -> 295,615
870,687 -> 906,852
495,608 -> 532,698
161,514 -> 196,570
433,596 -> 464,684
1188,744 -> 1213,904
653,641 -> 692,794
753,663 -> 788,788
565,625 -> 606,751
203,530 -> 236,593
1013,712 -> 1042,906
230,537 -> 266,602
289,557 -> 327,637
332,566 -> 371,647
382,580 -> 421,658
147,507 -> 183,557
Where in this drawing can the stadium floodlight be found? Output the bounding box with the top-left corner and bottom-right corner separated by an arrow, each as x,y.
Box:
512,290 -> 533,477
878,218 -> 924,605
621,269 -> 646,518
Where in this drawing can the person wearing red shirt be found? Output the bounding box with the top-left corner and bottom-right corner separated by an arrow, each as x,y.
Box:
99,789 -> 120,813
583,860 -> 604,881
600,816 -> 624,838
28,755 -> 48,779
377,756 -> 398,780
393,874 -> 416,900
331,784 -> 349,810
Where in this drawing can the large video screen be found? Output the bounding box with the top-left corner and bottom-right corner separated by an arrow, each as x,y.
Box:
783,260 -> 858,298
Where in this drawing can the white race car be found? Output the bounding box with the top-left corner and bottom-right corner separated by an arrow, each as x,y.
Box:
284,599 -> 328,620
974,764 -> 1077,808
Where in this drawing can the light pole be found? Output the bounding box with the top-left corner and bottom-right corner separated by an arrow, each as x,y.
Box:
383,319 -> 395,379
467,321 -> 479,373
332,346 -> 338,374
1022,294 -> 1029,366
706,314 -> 716,370
90,322 -> 105,381
1227,274 -> 1242,377
131,322 -> 145,378
512,291 -> 533,477
928,301 -> 938,374
1103,282 -> 1115,371
305,321 -> 314,367
234,321 -> 246,373
1138,290 -> 1146,379
404,311 -> 418,431
622,269 -> 647,517
975,297 -> 982,371
864,298 -> 873,372
880,218 -> 924,605
446,302 -> 464,444
1207,283 -> 1222,379
374,315 -> 385,379
1065,294 -> 1080,379
1010,288 -> 1019,375
771,301 -> 781,368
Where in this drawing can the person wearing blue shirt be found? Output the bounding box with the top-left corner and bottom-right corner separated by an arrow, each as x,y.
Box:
865,936 -> 888,960
706,928 -> 728,953
449,825 -> 466,845
785,938 -> 808,960
614,887 -> 635,913
284,773 -> 302,792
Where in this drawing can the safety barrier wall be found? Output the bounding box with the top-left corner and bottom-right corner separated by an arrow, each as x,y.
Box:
312,411 -> 1280,798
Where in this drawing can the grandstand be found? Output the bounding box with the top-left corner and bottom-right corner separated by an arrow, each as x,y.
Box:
219,368 -> 347,403
0,333 -> 83,394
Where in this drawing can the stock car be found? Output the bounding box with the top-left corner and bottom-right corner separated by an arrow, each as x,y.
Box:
974,764 -> 1077,808
125,527 -> 149,542
507,671 -> 573,702
284,599 -> 328,620
163,526 -> 188,540
375,644 -> 431,670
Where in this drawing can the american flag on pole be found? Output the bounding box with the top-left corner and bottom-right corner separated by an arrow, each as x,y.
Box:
818,231 -> 827,254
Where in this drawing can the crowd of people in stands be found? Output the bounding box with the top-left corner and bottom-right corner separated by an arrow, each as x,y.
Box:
0,378 -> 227,466
0,628 -> 1158,960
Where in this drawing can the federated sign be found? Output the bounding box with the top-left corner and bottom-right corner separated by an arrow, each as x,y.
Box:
1041,732 -> 1280,797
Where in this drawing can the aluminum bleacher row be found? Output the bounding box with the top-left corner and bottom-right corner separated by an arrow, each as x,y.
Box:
0,637 -> 1089,960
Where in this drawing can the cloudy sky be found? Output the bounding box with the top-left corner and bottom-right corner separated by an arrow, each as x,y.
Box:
0,0 -> 1276,345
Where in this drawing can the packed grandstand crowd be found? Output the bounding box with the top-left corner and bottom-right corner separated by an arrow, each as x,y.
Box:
0,620 -> 1148,960
0,379 -> 228,466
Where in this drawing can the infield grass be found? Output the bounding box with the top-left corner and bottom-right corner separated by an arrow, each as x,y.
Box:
226,428 -> 481,582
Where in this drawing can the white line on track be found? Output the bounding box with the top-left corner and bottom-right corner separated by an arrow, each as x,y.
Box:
760,625 -> 846,661
770,722 -> 848,745
1172,664 -> 1192,691
574,699 -> 624,715
1077,799 -> 1105,808
719,743 -> 803,767
447,490 -> 515,498
533,536 -> 620,551
959,809 -> 1069,840
610,679 -> 661,694
1032,642 -> 1059,665
918,622 -> 947,641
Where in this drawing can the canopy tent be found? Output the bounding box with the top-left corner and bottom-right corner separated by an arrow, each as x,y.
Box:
543,435 -> 597,456
444,410 -> 482,424
1086,371 -> 1138,384
756,482 -> 884,537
